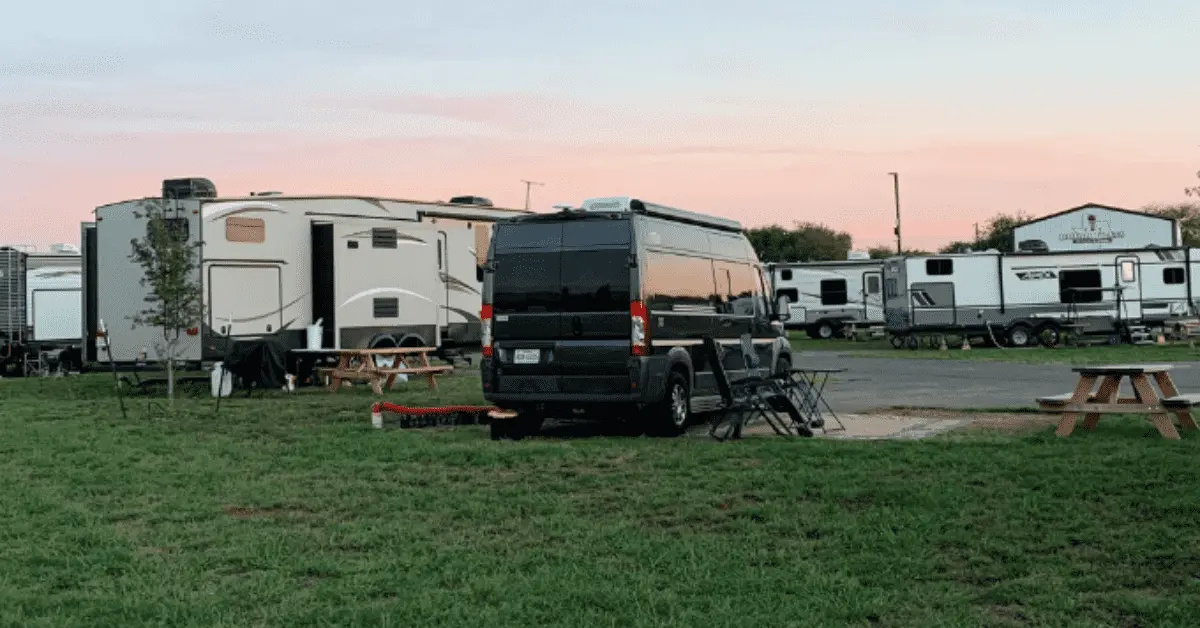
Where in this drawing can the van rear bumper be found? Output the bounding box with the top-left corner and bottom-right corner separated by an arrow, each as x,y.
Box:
481,355 -> 667,406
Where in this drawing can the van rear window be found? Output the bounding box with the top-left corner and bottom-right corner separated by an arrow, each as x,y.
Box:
493,249 -> 630,313
494,219 -> 631,250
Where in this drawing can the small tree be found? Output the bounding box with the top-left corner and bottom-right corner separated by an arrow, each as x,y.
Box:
1187,170 -> 1200,198
128,199 -> 203,405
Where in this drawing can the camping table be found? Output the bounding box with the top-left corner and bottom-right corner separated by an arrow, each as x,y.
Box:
315,347 -> 453,394
1040,364 -> 1199,440
783,367 -> 847,433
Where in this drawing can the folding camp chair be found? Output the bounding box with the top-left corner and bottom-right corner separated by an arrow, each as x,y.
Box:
704,336 -> 813,441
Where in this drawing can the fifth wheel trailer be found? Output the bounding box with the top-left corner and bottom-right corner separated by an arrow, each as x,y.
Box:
769,256 -> 884,338
882,247 -> 1200,347
86,179 -> 528,365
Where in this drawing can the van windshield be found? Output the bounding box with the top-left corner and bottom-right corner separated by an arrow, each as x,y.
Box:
492,218 -> 631,313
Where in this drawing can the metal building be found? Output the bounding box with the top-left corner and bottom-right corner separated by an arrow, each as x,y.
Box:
1011,203 -> 1180,253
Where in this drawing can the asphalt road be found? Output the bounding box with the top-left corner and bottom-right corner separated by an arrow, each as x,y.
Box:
797,351 -> 1200,413
454,348 -> 1200,413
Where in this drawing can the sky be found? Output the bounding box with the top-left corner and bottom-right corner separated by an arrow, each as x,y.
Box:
2,0 -> 1198,252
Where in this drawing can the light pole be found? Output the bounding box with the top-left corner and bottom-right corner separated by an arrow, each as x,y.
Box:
888,172 -> 901,254
521,180 -> 544,211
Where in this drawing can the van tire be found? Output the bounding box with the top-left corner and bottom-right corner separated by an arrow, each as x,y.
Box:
647,370 -> 690,437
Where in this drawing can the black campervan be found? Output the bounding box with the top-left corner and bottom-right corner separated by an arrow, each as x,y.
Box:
479,196 -> 793,436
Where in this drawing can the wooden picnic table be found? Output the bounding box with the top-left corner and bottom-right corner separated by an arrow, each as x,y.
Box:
1037,364 -> 1200,440
316,347 -> 453,394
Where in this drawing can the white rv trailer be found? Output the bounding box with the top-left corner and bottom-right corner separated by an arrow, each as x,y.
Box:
85,179 -> 528,365
882,247 -> 1200,347
0,244 -> 83,374
769,255 -> 884,339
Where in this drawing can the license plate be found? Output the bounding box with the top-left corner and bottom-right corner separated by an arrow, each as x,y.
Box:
513,349 -> 540,365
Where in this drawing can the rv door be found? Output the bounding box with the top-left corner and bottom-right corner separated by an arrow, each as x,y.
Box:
862,270 -> 883,320
1115,255 -> 1141,322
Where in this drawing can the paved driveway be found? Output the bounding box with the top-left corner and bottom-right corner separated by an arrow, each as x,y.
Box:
796,352 -> 1200,413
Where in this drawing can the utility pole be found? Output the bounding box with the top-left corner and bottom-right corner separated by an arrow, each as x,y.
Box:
974,223 -> 980,241
521,180 -> 544,211
888,172 -> 901,254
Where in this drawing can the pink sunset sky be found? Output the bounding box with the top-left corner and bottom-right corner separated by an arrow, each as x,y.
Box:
2,1 -> 1198,252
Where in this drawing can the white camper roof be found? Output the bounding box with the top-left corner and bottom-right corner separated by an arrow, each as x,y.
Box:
100,193 -> 531,223
578,196 -> 743,232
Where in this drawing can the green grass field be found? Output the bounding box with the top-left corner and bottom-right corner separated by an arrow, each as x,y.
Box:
3,371 -> 1200,626
791,333 -> 1200,365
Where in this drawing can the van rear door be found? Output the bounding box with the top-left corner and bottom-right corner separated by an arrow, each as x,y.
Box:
491,216 -> 633,395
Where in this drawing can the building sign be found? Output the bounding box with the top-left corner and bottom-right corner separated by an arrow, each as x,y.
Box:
1059,213 -> 1125,244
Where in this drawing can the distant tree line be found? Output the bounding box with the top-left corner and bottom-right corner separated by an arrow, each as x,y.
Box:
747,189 -> 1200,264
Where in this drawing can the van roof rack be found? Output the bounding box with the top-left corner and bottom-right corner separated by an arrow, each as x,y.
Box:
578,196 -> 743,232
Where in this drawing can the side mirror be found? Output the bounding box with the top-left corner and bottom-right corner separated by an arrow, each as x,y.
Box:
775,295 -> 791,322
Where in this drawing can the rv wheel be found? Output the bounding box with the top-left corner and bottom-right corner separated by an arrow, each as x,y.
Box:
890,335 -> 905,350
1007,324 -> 1033,348
1036,324 -> 1061,348
905,335 -> 919,350
814,322 -> 836,340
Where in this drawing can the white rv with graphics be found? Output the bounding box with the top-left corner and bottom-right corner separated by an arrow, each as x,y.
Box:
84,178 -> 527,365
882,247 -> 1200,347
769,254 -> 884,338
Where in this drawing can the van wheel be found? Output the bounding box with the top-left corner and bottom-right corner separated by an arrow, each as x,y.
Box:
1007,324 -> 1033,348
647,370 -> 690,437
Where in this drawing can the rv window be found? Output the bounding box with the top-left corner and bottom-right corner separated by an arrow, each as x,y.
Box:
1164,267 -> 1185,284
1059,269 -> 1103,304
886,278 -> 898,298
1119,260 -> 1136,283
820,279 -> 848,306
926,259 -> 953,276
225,217 -> 265,243
776,288 -> 799,303
780,269 -> 793,281
866,275 -> 881,295
373,297 -> 399,318
372,228 -> 397,249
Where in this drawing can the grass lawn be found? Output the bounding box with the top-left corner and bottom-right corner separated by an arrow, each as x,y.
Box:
3,370 -> 1200,626
790,333 -> 1200,365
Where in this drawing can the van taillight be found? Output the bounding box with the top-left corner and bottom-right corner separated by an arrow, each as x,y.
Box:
481,304 -> 494,358
630,300 -> 649,356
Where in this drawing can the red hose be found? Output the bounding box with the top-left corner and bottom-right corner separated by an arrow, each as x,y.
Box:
372,402 -> 498,416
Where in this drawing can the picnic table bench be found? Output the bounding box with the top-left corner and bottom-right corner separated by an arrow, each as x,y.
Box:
314,347 -> 453,394
1037,364 -> 1200,440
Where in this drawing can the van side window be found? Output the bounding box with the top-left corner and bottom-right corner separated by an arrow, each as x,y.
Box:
716,262 -> 758,316
642,251 -> 717,311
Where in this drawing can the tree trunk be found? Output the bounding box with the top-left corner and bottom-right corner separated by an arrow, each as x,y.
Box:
167,355 -> 175,405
